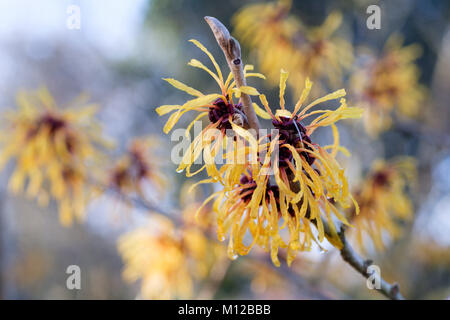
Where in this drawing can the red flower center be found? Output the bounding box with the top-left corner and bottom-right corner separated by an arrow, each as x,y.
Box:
208,97 -> 243,130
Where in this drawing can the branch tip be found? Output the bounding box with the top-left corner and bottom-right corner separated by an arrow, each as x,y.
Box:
204,16 -> 261,132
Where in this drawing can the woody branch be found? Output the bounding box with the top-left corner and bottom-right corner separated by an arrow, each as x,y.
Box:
205,16 -> 261,132
205,16 -> 405,300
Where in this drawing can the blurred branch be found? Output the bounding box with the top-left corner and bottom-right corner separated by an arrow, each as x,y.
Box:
393,114 -> 450,147
105,188 -> 185,225
331,221 -> 405,300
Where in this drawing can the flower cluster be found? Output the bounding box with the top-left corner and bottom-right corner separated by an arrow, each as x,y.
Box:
350,35 -> 426,136
158,40 -> 363,266
156,39 -> 265,182
117,203 -> 223,299
347,157 -> 417,251
0,88 -> 110,226
233,0 -> 353,94
108,137 -> 166,198
200,71 -> 362,266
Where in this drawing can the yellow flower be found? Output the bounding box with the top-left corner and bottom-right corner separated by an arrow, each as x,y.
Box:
109,137 -> 166,197
350,34 -> 426,136
233,0 -> 353,94
299,11 -> 353,89
207,168 -> 319,267
118,207 -> 223,299
0,87 -> 110,226
156,39 -> 265,180
118,216 -> 193,299
198,70 -> 363,266
348,157 -> 417,252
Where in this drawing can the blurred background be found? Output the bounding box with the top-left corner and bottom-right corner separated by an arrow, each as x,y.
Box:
0,0 -> 449,299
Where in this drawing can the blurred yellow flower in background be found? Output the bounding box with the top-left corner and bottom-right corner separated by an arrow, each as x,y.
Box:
118,215 -> 194,299
108,137 -> 166,198
233,0 -> 353,94
0,87 -> 111,226
350,35 -> 426,136
347,157 -> 417,252
118,203 -> 224,299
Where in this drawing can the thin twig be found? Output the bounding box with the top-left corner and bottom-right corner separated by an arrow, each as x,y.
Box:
204,16 -> 406,300
321,219 -> 405,300
204,16 -> 261,132
393,114 -> 450,147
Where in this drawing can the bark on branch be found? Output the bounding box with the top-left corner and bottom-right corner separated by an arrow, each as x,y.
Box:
332,222 -> 405,300
205,16 -> 261,132
205,16 -> 406,300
